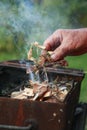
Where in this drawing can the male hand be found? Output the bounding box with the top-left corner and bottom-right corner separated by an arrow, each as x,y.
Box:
43,28 -> 87,61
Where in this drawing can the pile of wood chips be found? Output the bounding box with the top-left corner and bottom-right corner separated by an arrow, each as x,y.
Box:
11,79 -> 72,102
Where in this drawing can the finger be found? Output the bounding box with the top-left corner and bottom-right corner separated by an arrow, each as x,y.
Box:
51,45 -> 67,61
43,30 -> 62,51
43,35 -> 54,50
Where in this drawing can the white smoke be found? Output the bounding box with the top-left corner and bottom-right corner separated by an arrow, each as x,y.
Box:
0,0 -> 71,58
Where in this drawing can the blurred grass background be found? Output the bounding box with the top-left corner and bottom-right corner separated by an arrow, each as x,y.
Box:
0,0 -> 87,129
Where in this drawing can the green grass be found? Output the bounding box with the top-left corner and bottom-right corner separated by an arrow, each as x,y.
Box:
0,48 -> 23,61
0,51 -> 18,61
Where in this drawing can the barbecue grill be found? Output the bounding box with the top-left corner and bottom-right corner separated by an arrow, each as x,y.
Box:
0,60 -> 86,130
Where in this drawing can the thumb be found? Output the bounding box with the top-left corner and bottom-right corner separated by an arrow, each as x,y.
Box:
43,30 -> 62,51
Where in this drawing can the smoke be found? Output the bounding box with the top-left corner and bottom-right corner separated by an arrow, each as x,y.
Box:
0,0 -> 71,59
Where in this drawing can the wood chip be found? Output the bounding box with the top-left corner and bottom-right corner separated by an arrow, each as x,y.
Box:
34,42 -> 46,50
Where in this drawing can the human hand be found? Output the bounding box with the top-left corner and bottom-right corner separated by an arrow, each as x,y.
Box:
43,28 -> 87,61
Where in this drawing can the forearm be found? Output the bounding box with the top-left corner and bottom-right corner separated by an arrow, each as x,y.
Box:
69,28 -> 87,55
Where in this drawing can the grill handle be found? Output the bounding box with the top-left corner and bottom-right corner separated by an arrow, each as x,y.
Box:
0,119 -> 38,130
0,124 -> 32,130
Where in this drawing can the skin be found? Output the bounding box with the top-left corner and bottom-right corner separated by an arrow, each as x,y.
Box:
43,28 -> 87,61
